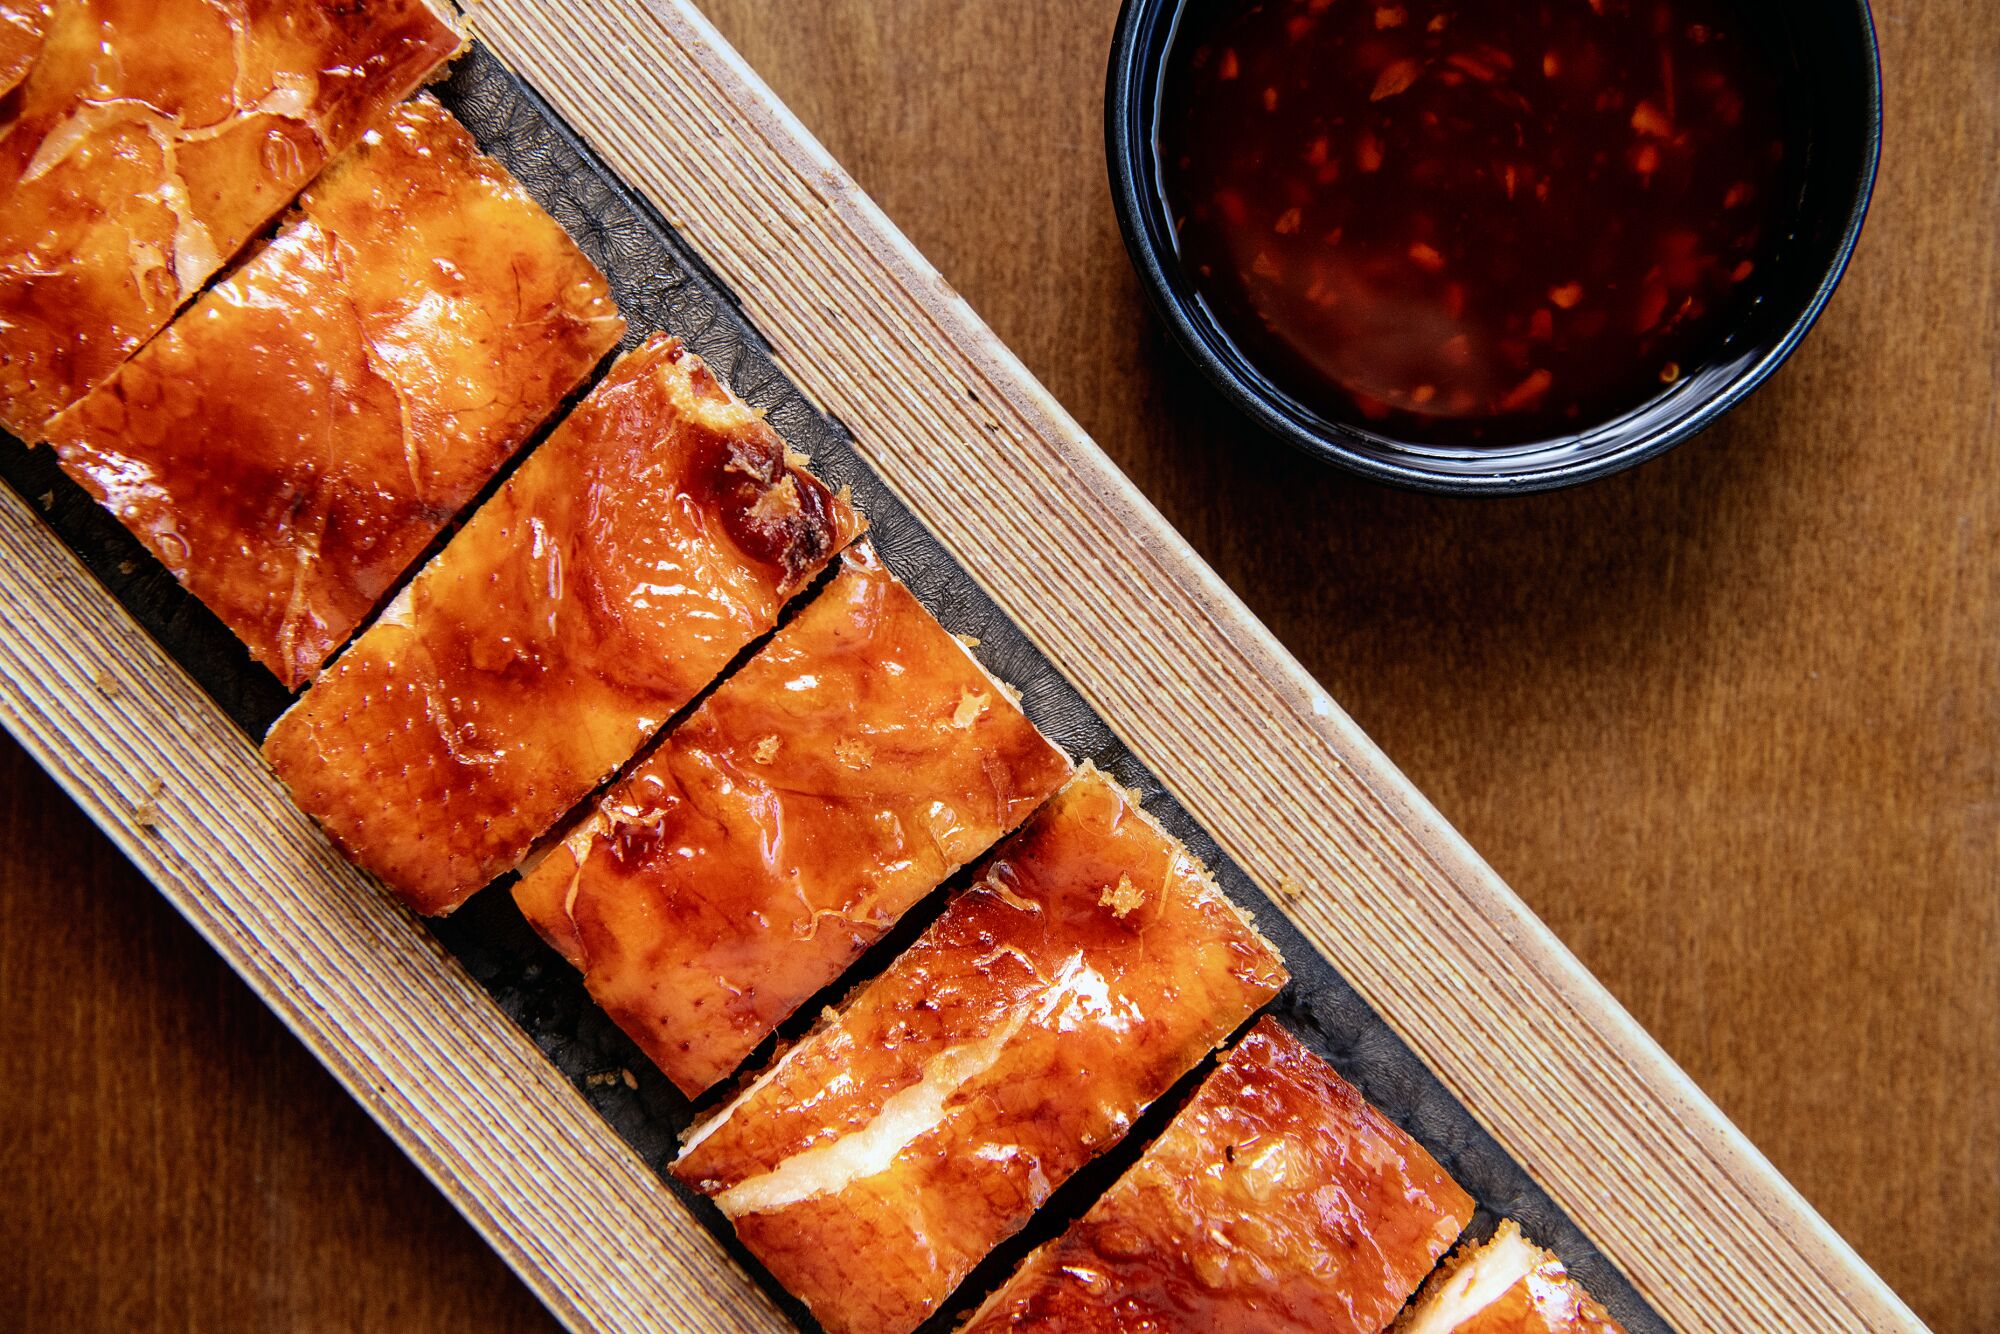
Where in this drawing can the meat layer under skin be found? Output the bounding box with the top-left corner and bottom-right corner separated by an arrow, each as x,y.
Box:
0,0 -> 463,437
1396,1220 -> 1627,1334
46,94 -> 624,688
264,334 -> 862,915
513,542 -> 1071,1096
672,765 -> 1288,1334
963,1016 -> 1474,1333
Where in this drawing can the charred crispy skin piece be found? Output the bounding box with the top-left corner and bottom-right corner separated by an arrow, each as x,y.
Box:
0,0 -> 462,437
672,765 -> 1288,1334
1396,1221 -> 1627,1334
264,334 -> 863,915
0,1 -> 50,96
963,1017 -> 1474,1333
514,542 -> 1072,1096
45,95 -> 624,688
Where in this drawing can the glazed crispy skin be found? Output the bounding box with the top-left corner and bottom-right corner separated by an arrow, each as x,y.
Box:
45,95 -> 624,688
263,334 -> 863,915
0,1 -> 49,96
0,0 -> 462,436
1397,1221 -> 1627,1334
513,542 -> 1072,1095
672,765 -> 1288,1334
964,1017 -> 1474,1333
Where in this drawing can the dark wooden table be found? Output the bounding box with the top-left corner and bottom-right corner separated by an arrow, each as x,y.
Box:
6,2 -> 1993,1329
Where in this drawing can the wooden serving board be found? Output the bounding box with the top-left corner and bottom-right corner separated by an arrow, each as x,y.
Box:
0,1 -> 1922,1331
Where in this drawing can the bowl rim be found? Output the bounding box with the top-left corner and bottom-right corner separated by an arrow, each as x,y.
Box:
1103,0 -> 1885,496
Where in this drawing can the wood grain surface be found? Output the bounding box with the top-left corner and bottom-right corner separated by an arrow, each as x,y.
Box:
4,1 -> 1992,1331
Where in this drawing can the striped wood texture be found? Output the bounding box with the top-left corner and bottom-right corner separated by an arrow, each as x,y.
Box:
0,0 -> 1921,1330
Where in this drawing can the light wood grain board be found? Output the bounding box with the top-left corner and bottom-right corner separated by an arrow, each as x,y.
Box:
0,481 -> 786,1330
0,0 -> 1925,1330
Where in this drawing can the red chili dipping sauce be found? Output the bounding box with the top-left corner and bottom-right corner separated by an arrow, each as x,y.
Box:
1160,0 -> 1794,446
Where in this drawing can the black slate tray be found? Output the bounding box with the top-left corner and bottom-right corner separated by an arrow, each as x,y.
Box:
0,43 -> 1671,1334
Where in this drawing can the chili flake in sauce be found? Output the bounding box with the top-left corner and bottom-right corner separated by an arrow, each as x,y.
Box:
1160,0 -> 1794,445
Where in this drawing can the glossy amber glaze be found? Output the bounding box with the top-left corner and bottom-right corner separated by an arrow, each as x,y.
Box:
513,542 -> 1072,1095
964,1017 -> 1474,1333
45,95 -> 623,688
0,0 -> 462,437
263,334 -> 863,916
1398,1221 -> 1627,1334
0,0 -> 49,96
672,765 -> 1287,1334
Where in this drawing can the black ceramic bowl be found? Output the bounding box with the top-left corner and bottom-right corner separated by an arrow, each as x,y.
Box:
1106,0 -> 1882,495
